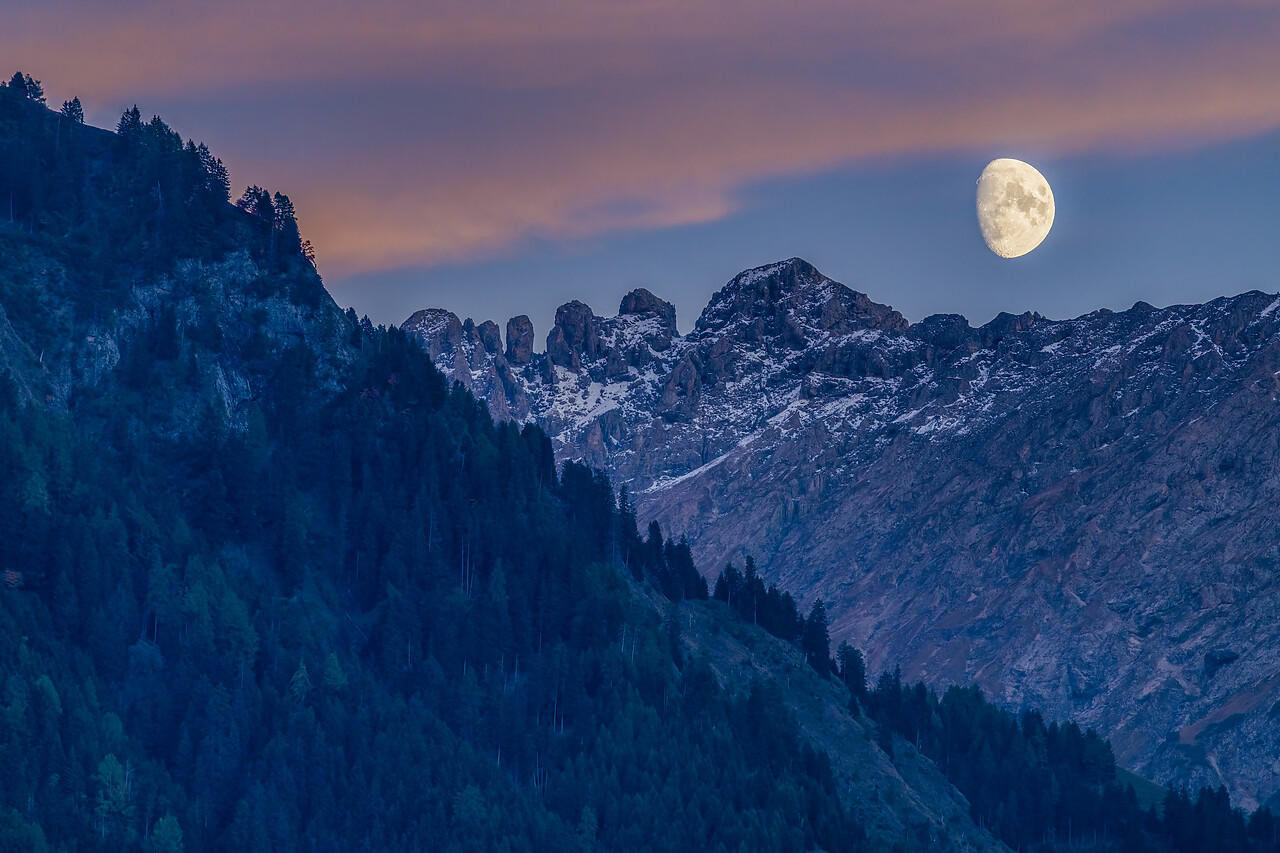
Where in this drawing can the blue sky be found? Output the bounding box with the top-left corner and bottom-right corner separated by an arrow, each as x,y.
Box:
6,1 -> 1280,344
341,128 -> 1280,339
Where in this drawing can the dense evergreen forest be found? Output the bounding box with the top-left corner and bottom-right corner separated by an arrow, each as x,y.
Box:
864,671 -> 1279,853
0,71 -> 1277,851
0,72 -> 862,852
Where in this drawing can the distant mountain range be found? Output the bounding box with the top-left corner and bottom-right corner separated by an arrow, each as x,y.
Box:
406,257 -> 1280,811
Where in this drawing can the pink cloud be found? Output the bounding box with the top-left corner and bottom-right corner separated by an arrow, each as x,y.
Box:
7,0 -> 1280,273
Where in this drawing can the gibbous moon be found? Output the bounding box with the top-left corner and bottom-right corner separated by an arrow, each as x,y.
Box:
976,158 -> 1055,258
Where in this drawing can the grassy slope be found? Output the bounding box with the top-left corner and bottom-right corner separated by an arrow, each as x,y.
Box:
1118,766 -> 1169,816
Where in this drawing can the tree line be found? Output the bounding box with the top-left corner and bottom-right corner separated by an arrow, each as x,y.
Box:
0,70 -> 318,362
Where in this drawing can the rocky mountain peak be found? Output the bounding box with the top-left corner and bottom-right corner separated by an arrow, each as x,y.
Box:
614,288 -> 678,354
401,306 -> 531,421
695,258 -> 908,346
472,318 -> 503,355
620,287 -> 676,322
979,309 -> 1044,347
618,288 -> 677,349
910,313 -> 977,353
546,300 -> 604,371
402,308 -> 464,362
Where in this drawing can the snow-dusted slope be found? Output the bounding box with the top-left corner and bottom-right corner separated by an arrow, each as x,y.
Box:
405,258 -> 1280,810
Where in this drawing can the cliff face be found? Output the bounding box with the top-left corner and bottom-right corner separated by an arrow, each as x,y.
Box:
3,248 -> 354,438
405,258 -> 1280,809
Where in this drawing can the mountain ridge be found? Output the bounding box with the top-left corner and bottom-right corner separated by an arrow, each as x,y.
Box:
405,258 -> 1280,810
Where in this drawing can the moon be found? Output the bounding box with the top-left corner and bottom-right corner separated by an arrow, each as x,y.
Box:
976,158 -> 1055,258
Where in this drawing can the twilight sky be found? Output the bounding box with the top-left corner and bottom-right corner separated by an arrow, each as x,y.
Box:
7,0 -> 1280,341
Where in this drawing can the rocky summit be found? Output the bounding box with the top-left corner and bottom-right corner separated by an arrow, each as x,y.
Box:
404,257 -> 1280,810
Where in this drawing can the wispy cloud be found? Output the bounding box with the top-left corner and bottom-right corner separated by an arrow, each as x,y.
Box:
8,0 -> 1280,273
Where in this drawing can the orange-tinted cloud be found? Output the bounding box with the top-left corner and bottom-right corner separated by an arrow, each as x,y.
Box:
7,0 -> 1280,274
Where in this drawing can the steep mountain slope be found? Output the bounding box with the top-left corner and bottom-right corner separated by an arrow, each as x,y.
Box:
407,257 -> 1280,810
678,597 -> 1007,852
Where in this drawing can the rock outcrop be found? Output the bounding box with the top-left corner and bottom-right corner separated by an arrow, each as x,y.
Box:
13,251 -> 354,435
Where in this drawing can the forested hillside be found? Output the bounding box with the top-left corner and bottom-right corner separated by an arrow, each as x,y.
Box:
0,74 -> 871,852
0,72 -> 1276,853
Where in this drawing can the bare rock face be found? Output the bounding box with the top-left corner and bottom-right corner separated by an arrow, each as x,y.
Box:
547,300 -> 603,371
402,308 -> 531,421
477,319 -> 502,355
619,287 -> 677,352
403,308 -> 463,362
402,258 -> 1280,810
505,315 -> 534,365
9,250 -> 356,437
696,257 -> 909,344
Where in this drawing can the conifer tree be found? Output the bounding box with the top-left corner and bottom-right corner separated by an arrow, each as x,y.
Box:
59,97 -> 84,123
801,599 -> 831,675
116,105 -> 142,137
22,74 -> 44,105
147,814 -> 183,853
272,191 -> 301,253
289,659 -> 312,704
837,641 -> 867,706
95,754 -> 134,836
6,72 -> 44,104
321,653 -> 348,692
